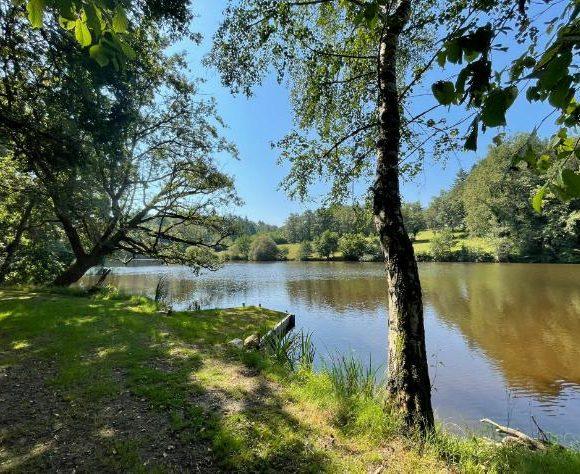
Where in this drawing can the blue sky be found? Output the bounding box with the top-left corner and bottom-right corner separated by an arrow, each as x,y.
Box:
179,1 -> 558,225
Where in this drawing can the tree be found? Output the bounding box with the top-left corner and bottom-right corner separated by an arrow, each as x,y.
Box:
231,235 -> 253,260
401,202 -> 426,240
424,170 -> 466,231
338,233 -> 367,261
430,229 -> 454,261
19,0 -> 193,69
207,0 -> 474,430
249,235 -> 279,261
313,230 -> 338,260
462,136 -> 579,260
297,241 -> 312,261
0,154 -> 73,284
432,1 -> 579,207
1,5 -> 238,286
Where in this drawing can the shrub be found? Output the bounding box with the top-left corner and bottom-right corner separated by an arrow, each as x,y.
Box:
297,241 -> 312,261
277,245 -> 289,260
361,237 -> 382,262
249,235 -> 278,261
430,229 -> 454,260
268,230 -> 288,244
230,235 -> 253,260
338,233 -> 367,261
313,230 -> 339,259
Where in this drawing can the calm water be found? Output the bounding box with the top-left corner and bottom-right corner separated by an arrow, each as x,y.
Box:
82,262 -> 580,443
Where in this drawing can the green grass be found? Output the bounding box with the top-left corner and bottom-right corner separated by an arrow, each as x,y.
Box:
279,231 -> 495,261
413,230 -> 495,254
1,288 -> 579,472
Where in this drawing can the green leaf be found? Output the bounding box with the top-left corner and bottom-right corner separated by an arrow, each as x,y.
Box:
548,77 -> 574,109
89,43 -> 109,67
27,0 -> 44,29
561,169 -> 580,198
464,120 -> 479,151
481,86 -> 518,127
117,37 -> 136,60
446,40 -> 462,64
432,81 -> 456,105
538,50 -> 572,90
75,19 -> 92,47
455,67 -> 469,96
85,3 -> 103,37
532,187 -> 546,213
58,16 -> 76,30
113,6 -> 129,33
55,0 -> 74,19
536,154 -> 551,171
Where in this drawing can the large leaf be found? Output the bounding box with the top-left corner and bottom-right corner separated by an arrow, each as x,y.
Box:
75,19 -> 92,47
55,0 -> 74,19
27,0 -> 44,29
432,81 -> 456,106
532,187 -> 547,213
85,3 -> 103,37
113,6 -> 129,33
561,169 -> 580,198
481,86 -> 518,127
89,43 -> 109,67
464,120 -> 479,151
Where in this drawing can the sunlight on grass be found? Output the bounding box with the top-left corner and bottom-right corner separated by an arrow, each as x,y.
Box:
10,340 -> 30,350
1,288 -> 578,472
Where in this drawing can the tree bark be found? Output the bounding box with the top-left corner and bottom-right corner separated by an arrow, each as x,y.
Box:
0,200 -> 34,285
52,253 -> 103,286
373,2 -> 434,433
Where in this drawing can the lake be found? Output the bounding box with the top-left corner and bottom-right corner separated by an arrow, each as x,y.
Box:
82,262 -> 580,443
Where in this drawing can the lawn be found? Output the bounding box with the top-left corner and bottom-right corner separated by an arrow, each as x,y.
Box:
412,230 -> 495,254
279,231 -> 495,261
1,288 -> 578,472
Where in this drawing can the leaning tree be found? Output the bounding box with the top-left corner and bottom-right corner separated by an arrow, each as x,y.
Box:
1,2 -> 239,286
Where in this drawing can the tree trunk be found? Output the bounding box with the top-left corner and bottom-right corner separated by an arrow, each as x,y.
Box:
52,253 -> 102,287
0,200 -> 34,285
373,6 -> 434,433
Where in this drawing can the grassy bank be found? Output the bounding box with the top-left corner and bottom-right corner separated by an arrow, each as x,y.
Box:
278,231 -> 494,262
1,289 -> 579,472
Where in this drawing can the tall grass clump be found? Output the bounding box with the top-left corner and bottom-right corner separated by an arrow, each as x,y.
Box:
264,330 -> 315,371
326,354 -> 378,400
321,354 -> 402,440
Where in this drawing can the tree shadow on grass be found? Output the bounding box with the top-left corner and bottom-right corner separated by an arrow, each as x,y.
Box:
0,291 -> 330,472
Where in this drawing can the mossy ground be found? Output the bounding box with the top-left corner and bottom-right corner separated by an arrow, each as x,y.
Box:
1,288 -> 578,472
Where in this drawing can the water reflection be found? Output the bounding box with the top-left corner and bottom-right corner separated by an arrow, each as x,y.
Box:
82,262 -> 580,440
420,264 -> 580,397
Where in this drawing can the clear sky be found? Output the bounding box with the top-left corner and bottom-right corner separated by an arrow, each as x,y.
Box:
178,1 -> 558,226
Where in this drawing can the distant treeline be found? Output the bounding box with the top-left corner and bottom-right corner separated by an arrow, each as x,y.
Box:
227,137 -> 579,263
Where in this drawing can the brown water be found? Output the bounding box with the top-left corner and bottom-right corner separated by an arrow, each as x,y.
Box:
82,262 -> 580,443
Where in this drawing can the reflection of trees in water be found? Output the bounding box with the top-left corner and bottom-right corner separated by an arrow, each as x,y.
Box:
83,263 -> 580,398
81,273 -> 250,310
420,264 -> 580,396
285,276 -> 387,313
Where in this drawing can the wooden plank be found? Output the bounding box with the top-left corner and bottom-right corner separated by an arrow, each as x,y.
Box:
261,313 -> 295,346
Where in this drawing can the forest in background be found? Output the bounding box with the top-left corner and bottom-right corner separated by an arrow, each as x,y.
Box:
225,136 -> 579,263
3,133 -> 579,287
